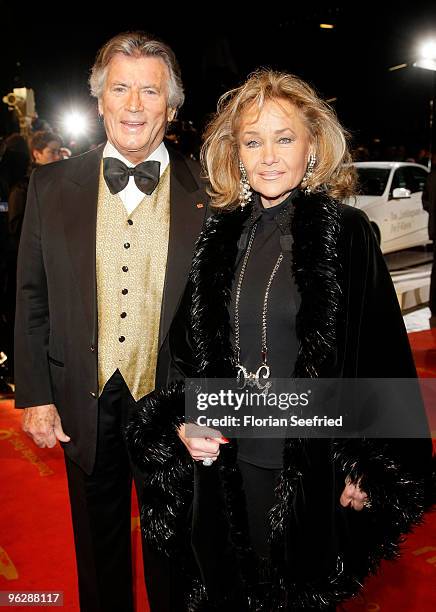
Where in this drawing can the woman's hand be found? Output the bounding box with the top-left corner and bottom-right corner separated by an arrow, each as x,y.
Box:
339,476 -> 370,511
177,424 -> 229,462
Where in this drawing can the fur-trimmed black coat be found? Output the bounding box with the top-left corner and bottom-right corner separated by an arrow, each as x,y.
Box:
127,190 -> 433,611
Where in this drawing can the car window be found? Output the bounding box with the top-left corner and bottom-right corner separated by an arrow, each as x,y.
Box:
356,168 -> 390,196
391,166 -> 428,195
391,168 -> 409,193
409,167 -> 428,192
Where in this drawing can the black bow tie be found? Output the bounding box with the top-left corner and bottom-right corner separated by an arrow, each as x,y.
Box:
103,157 -> 161,195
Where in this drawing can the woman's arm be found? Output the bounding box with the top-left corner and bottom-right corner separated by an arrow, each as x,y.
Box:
333,205 -> 433,558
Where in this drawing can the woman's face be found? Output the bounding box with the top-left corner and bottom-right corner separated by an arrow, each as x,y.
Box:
238,99 -> 312,208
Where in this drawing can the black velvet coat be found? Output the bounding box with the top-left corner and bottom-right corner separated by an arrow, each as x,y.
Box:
127,190 -> 433,611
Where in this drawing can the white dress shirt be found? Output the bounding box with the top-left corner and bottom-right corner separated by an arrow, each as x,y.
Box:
102,141 -> 170,215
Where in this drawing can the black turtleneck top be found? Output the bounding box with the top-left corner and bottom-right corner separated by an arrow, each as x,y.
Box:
229,190 -> 301,468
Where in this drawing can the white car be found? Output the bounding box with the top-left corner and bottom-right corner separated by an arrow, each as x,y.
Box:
350,162 -> 430,254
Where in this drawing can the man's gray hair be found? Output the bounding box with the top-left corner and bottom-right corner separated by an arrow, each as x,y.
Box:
89,31 -> 185,110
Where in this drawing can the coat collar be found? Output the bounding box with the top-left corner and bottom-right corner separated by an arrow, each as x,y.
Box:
189,189 -> 343,378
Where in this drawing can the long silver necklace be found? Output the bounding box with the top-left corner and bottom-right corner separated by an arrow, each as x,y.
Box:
234,222 -> 283,388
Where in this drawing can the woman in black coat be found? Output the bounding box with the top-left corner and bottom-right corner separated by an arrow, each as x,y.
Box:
127,70 -> 433,611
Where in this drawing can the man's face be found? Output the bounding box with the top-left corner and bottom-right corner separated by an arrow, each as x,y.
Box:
98,54 -> 176,164
33,140 -> 62,165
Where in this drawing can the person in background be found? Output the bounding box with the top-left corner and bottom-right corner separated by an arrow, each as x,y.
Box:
29,130 -> 63,166
3,132 -> 61,382
422,154 -> 436,328
8,131 -> 63,243
0,134 -> 31,385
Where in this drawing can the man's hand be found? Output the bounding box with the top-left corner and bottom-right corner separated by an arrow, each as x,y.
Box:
339,476 -> 370,511
22,404 -> 71,448
177,423 -> 228,462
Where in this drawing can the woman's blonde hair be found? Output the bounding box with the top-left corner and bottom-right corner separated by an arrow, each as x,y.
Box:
201,69 -> 356,208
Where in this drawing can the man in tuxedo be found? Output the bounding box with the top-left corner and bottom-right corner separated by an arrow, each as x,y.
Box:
14,32 -> 207,612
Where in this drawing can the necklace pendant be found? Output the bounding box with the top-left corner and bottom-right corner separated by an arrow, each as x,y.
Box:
255,363 -> 270,380
236,364 -> 250,389
236,363 -> 271,391
254,363 -> 271,392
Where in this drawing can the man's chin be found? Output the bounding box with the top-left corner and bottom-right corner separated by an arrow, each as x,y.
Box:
110,139 -> 150,160
121,141 -> 147,153
109,136 -> 147,153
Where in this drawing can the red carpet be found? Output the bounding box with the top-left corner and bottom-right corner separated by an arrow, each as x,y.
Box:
408,328 -> 436,379
0,401 -> 148,611
0,329 -> 435,611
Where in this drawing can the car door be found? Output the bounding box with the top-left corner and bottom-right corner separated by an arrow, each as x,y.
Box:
386,166 -> 428,251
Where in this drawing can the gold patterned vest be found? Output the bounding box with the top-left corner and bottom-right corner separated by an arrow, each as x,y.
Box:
96,165 -> 170,400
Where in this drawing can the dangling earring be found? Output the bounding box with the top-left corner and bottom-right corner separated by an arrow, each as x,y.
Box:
301,153 -> 317,194
239,161 -> 252,209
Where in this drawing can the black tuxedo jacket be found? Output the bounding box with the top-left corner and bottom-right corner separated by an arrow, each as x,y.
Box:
14,143 -> 207,473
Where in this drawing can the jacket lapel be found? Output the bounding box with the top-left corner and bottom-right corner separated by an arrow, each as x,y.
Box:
61,144 -> 103,343
159,147 -> 207,349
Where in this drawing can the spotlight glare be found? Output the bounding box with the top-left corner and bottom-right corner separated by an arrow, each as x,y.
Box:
63,111 -> 88,136
420,40 -> 436,61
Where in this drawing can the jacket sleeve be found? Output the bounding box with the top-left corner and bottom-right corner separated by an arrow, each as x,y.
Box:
333,207 -> 434,569
342,206 -> 417,377
14,170 -> 54,408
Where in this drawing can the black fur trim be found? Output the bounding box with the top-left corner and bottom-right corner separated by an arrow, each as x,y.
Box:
126,382 -> 193,557
189,207 -> 251,377
126,381 -> 186,471
332,439 -> 425,567
291,192 -> 342,378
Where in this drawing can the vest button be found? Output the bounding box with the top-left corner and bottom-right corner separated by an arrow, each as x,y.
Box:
119,336 -> 126,343
120,312 -> 127,318
90,391 -> 97,398
122,266 -> 128,272
90,345 -> 96,352
124,242 -> 130,249
122,288 -> 128,295
127,219 -> 133,226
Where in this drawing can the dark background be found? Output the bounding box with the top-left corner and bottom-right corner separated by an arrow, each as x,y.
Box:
2,2 -> 436,157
